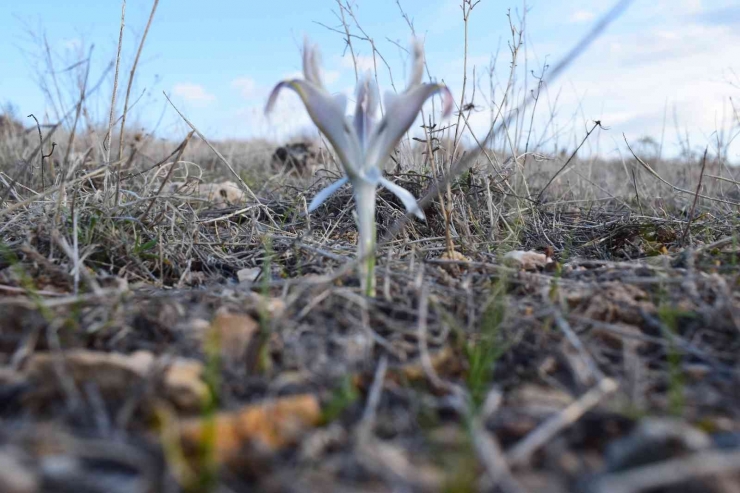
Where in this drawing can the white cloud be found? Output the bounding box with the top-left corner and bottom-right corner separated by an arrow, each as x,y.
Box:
323,70 -> 341,85
231,77 -> 257,99
679,0 -> 704,15
340,54 -> 376,73
442,11 -> 740,160
62,38 -> 82,51
172,83 -> 216,106
544,21 -> 740,157
569,10 -> 595,23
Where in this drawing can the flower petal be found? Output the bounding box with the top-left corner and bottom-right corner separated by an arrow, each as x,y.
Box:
408,39 -> 425,88
353,73 -> 379,149
302,37 -> 323,87
378,176 -> 425,220
333,93 -> 348,114
307,176 -> 349,212
364,83 -> 453,171
265,79 -> 362,179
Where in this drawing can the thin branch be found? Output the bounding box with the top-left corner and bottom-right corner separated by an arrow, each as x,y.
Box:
139,130 -> 194,223
27,113 -> 48,190
105,0 -> 126,159
681,148 -> 708,246
536,120 -> 603,203
116,0 -> 160,206
381,0 -> 636,244
592,450 -> 740,493
162,92 -> 260,204
506,378 -> 618,467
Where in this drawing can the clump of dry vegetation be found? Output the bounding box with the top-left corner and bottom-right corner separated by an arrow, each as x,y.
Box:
1,1 -> 739,492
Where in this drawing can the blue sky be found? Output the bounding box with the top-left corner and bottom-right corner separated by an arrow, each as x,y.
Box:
2,0 -> 739,160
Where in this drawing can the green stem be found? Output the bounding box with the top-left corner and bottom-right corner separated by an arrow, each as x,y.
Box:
364,222 -> 376,297
355,184 -> 377,297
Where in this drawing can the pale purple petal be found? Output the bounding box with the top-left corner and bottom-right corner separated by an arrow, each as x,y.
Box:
264,80 -> 291,115
378,176 -> 425,220
265,79 -> 362,178
302,37 -> 323,87
364,83 -> 453,171
408,39 -> 425,88
333,93 -> 348,114
353,74 -> 378,148
308,176 -> 349,212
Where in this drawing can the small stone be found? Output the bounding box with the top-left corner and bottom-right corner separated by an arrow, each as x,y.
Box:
503,250 -> 551,271
438,249 -> 471,276
247,293 -> 286,318
24,349 -> 208,413
209,310 -> 261,368
237,267 -> 262,283
299,423 -> 347,461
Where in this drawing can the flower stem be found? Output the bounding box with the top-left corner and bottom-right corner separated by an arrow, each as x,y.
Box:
355,184 -> 377,297
363,222 -> 376,297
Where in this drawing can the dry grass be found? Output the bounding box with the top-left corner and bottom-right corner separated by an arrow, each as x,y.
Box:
1,1 -> 740,492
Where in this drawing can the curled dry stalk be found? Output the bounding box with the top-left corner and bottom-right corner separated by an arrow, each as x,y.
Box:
26,113 -> 56,192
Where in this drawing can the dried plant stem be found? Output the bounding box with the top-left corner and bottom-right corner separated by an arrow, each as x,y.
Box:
537,120 -> 603,203
105,0 -> 127,195
27,114 -> 48,191
630,167 -> 643,215
469,411 -> 526,493
162,92 -> 270,219
139,130 -> 194,222
115,0 -> 160,207
452,0 -> 479,147
706,173 -> 740,186
336,0 -> 358,82
506,378 -> 618,467
381,0 -> 636,244
51,229 -> 102,295
62,46 -> 93,172
624,135 -> 739,206
444,0 -> 479,256
422,116 -> 452,254
681,148 -> 708,246
0,160 -> 120,220
592,450 -> 740,493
